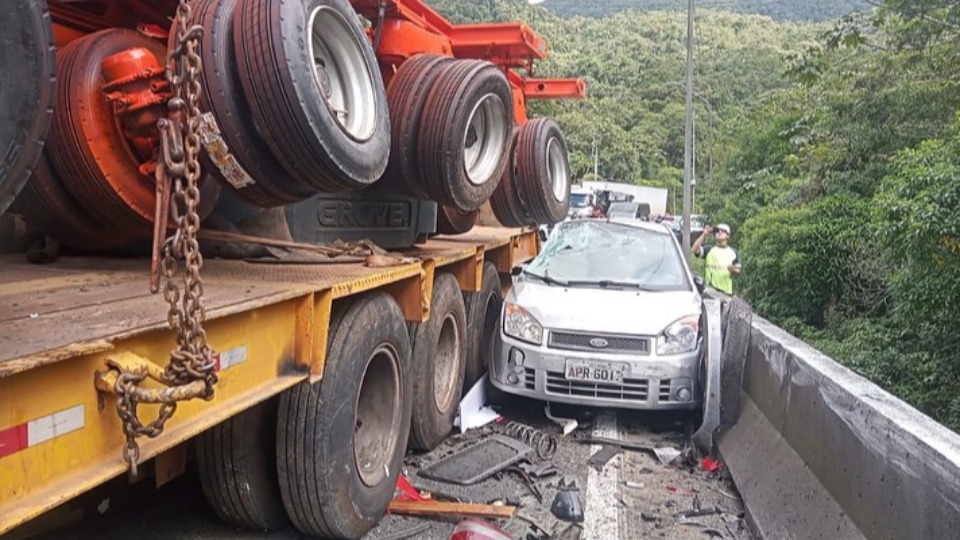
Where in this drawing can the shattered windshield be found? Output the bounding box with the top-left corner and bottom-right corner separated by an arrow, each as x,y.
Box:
524,221 -> 690,291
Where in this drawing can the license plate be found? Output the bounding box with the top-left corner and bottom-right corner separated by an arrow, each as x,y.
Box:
564,360 -> 624,383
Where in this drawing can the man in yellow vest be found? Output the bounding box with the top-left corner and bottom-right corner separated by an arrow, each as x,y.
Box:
692,223 -> 741,294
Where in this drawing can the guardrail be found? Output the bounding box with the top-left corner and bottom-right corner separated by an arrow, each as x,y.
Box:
712,295 -> 960,540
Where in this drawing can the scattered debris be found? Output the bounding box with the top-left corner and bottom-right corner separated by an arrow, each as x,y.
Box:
638,467 -> 654,474
550,479 -> 585,523
388,500 -> 516,520
666,486 -> 698,496
676,507 -> 722,522
450,518 -> 512,540
396,475 -> 426,501
96,498 -> 110,515
419,435 -> 531,485
588,444 -> 621,471
455,376 -> 501,433
517,461 -> 559,479
374,521 -> 432,540
497,421 -> 559,460
502,465 -> 544,503
623,481 -> 645,490
653,446 -> 682,466
555,523 -> 584,540
701,528 -> 725,539
640,512 -> 658,522
544,403 -> 578,435
702,457 -> 723,472
571,436 -> 655,456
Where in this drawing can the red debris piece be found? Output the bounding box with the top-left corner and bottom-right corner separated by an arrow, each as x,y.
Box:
396,474 -> 426,502
450,518 -> 511,540
702,457 -> 723,472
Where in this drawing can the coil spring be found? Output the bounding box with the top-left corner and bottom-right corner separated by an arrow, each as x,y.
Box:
497,421 -> 558,460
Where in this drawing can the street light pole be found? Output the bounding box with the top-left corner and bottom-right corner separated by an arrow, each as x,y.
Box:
682,0 -> 695,260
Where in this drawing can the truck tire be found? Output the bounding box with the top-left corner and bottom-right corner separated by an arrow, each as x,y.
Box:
436,206 -> 478,235
514,118 -> 571,224
463,262 -> 504,391
235,0 -> 390,193
418,60 -> 513,212
174,0 -> 315,207
11,154 -> 131,250
197,398 -> 288,531
384,54 -> 452,199
409,273 -> 467,450
277,293 -> 412,539
490,127 -> 534,227
0,0 -> 56,216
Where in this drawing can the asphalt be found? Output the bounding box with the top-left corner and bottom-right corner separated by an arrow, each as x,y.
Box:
13,399 -> 752,540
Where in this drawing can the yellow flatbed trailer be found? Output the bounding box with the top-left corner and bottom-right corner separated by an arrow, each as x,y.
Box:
0,226 -> 538,535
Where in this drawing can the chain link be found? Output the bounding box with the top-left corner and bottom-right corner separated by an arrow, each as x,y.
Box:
111,0 -> 217,477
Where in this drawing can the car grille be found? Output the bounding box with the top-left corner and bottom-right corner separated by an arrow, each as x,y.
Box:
658,379 -> 672,402
548,331 -> 650,354
523,368 -> 536,390
544,370 -> 649,401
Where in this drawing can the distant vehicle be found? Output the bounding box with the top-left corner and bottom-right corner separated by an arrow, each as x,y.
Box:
673,214 -> 705,242
568,186 -> 596,219
491,219 -> 705,410
607,201 -> 651,221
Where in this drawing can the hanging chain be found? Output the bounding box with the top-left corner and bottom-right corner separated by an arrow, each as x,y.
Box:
109,0 -> 217,477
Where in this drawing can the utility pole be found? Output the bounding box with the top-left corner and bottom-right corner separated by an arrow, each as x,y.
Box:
682,0 -> 695,260
592,137 -> 599,179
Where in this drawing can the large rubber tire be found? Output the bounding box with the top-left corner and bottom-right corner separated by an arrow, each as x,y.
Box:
47,29 -> 161,236
174,0 -> 315,207
514,118 -> 572,224
277,293 -> 412,539
11,154 -> 133,250
197,397 -> 288,531
235,0 -> 390,192
490,127 -> 535,227
409,273 -> 468,450
0,0 -> 56,216
383,54 -> 452,199
463,262 -> 504,391
418,60 -> 513,212
436,206 -> 478,235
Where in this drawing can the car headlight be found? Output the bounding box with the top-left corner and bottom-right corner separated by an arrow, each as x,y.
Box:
657,315 -> 700,355
503,302 -> 544,345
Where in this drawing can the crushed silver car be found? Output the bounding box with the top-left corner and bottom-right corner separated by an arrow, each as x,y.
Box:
490,219 -> 704,410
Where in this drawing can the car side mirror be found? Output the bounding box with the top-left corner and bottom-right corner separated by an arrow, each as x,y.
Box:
511,265 -> 525,277
694,276 -> 705,293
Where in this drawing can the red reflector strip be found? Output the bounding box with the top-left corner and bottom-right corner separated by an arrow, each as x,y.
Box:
0,404 -> 85,460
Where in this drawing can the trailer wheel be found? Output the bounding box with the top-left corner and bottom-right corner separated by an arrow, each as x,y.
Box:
0,0 -> 56,216
197,397 -> 288,531
514,118 -> 572,224
277,293 -> 412,539
235,0 -> 390,192
409,273 -> 468,450
463,262 -> 504,391
384,54 -> 452,199
174,0 -> 314,207
436,206 -> 478,235
490,127 -> 534,227
418,60 -> 513,212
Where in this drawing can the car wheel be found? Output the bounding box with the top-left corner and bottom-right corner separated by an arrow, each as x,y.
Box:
276,293 -> 412,538
418,60 -> 513,212
235,0 -> 390,192
383,54 -> 452,199
514,118 -> 571,224
174,0 -> 315,206
409,273 -> 468,450
490,127 -> 534,227
0,0 -> 55,216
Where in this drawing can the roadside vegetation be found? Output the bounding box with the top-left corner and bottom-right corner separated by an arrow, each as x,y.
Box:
433,0 -> 960,431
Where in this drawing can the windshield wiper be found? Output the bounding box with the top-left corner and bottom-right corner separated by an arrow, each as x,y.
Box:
566,279 -> 653,290
522,270 -> 569,286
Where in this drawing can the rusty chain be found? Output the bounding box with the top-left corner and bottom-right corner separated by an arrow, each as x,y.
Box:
110,0 -> 217,477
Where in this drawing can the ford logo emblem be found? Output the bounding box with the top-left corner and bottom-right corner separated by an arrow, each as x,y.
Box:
589,338 -> 609,348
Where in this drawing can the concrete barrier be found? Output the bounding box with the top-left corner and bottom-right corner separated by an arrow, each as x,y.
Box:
717,309 -> 960,540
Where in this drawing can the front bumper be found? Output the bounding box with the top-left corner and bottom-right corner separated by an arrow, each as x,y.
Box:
491,332 -> 701,410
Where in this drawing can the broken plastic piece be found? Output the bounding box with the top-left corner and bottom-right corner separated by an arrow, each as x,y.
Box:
653,446 -> 682,465
455,376 -> 501,433
544,403 -> 578,435
396,474 -> 426,501
588,444 -> 621,471
450,518 -> 512,540
550,479 -> 585,523
702,457 -> 723,472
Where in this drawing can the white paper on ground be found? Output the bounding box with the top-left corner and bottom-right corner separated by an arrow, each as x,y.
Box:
454,375 -> 501,433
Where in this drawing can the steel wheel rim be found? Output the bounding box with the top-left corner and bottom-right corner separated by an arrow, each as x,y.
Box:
547,137 -> 569,202
308,6 -> 377,142
433,313 -> 461,412
354,344 -> 402,487
463,93 -> 507,186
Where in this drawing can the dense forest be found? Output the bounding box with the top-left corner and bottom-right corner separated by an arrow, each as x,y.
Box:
431,0 -> 960,431
538,0 -> 868,22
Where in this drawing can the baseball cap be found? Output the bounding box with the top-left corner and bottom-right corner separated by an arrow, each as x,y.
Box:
716,224 -> 731,234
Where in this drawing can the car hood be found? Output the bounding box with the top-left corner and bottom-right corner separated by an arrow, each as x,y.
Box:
508,279 -> 701,336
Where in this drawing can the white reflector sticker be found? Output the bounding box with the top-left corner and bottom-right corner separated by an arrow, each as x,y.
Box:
27,404 -> 85,447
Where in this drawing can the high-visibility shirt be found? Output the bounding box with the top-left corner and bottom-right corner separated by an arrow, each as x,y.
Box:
697,245 -> 739,294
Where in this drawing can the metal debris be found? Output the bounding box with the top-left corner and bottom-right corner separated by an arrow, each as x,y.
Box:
418,435 -> 531,485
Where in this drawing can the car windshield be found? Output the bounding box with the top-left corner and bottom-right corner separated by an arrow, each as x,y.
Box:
570,193 -> 591,207
608,202 -> 638,218
524,221 -> 690,291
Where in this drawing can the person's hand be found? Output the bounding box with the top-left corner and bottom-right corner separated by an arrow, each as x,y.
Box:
704,225 -> 714,235
728,264 -> 742,275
